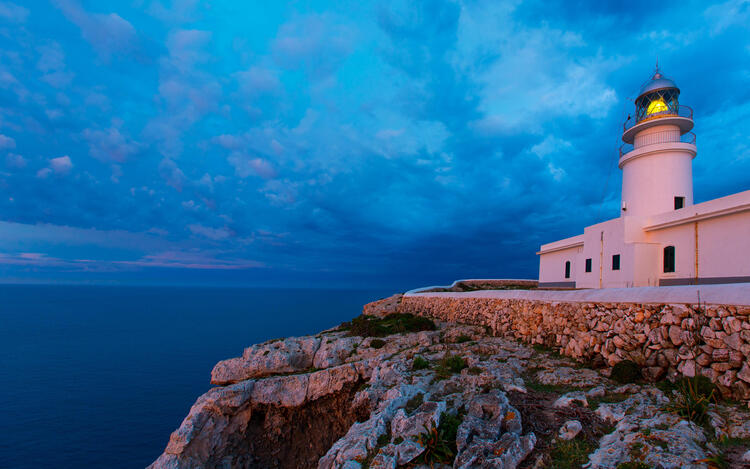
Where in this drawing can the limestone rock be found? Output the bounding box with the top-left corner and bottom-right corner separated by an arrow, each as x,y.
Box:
314,336 -> 359,369
211,336 -> 321,385
738,363 -> 750,384
558,420 -> 582,440
391,400 -> 446,440
251,374 -> 309,407
362,294 -> 403,318
553,391 -> 588,409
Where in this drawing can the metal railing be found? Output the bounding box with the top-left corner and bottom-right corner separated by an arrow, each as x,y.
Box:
623,104 -> 693,131
619,131 -> 696,158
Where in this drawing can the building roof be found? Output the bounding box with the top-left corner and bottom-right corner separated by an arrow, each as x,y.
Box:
638,69 -> 679,98
644,190 -> 750,231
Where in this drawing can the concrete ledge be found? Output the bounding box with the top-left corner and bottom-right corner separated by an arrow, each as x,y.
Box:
405,282 -> 750,306
660,276 -> 750,286
538,281 -> 576,289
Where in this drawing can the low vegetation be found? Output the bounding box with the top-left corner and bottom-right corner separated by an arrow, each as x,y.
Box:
435,354 -> 468,380
411,356 -> 430,371
369,339 -> 386,349
339,313 -> 436,338
415,412 -> 463,465
548,438 -> 596,469
665,375 -> 717,426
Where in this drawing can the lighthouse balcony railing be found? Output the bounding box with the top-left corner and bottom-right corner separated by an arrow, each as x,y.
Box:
619,131 -> 696,158
623,105 -> 693,131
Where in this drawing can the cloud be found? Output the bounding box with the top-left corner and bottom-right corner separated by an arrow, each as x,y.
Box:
228,153 -> 276,179
188,224 -> 231,240
0,134 -> 15,149
82,126 -> 139,162
37,43 -> 74,88
5,153 -> 25,168
272,14 -> 356,79
235,66 -> 281,96
158,158 -> 185,191
165,29 -> 212,72
53,0 -> 138,59
0,1 -> 29,22
50,155 -> 73,174
36,155 -> 73,178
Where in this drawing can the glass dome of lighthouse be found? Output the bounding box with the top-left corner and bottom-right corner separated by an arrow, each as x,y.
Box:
622,64 -> 694,145
635,67 -> 680,122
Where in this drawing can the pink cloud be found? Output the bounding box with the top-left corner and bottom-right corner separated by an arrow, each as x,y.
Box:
0,134 -> 15,149
50,155 -> 73,174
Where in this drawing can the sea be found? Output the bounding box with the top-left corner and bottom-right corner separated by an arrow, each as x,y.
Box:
0,285 -> 393,469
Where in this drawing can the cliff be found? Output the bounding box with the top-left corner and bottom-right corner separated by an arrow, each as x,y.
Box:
150,292 -> 750,469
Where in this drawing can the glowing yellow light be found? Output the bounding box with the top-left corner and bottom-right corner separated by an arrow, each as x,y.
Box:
647,98 -> 668,115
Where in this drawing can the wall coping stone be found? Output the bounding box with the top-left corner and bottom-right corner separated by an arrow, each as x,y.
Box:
405,282 -> 750,306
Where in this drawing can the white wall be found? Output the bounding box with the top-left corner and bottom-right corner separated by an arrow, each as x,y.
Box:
538,245 -> 581,286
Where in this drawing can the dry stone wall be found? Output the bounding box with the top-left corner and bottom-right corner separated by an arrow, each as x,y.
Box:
399,295 -> 750,401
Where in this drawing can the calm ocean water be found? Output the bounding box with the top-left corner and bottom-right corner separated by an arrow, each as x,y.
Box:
0,285 -> 393,469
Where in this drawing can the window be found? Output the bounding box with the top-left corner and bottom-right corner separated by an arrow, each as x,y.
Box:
564,261 -> 571,279
674,196 -> 685,210
585,258 -> 592,273
612,254 -> 620,271
664,246 -> 675,273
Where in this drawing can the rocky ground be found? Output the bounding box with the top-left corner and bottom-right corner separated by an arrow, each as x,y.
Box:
150,300 -> 750,469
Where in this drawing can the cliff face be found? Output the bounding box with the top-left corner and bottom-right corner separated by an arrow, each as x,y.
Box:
150,294 -> 750,469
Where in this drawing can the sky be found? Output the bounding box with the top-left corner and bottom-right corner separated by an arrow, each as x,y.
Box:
0,0 -> 749,289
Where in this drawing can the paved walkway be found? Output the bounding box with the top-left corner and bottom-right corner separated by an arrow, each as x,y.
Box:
405,283 -> 750,306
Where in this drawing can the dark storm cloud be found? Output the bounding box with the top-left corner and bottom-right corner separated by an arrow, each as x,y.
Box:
0,0 -> 748,286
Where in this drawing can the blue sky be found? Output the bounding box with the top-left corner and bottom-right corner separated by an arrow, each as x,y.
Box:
0,0 -> 749,288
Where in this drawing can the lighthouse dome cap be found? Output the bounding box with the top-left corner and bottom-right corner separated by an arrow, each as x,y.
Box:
638,69 -> 679,98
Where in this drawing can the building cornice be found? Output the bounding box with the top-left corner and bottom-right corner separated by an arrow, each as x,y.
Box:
618,142 -> 697,169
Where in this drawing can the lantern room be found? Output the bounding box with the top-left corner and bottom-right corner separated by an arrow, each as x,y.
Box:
634,70 -> 680,122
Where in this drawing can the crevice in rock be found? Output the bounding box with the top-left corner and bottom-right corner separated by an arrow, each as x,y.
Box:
203,380 -> 368,469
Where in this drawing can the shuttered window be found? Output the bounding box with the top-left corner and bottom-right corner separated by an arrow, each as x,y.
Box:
664,246 -> 675,273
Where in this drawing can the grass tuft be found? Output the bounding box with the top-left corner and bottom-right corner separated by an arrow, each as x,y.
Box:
548,438 -> 595,469
412,355 -> 430,371
435,354 -> 468,380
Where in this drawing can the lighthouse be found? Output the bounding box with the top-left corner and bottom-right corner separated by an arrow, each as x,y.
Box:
619,67 -> 697,217
537,65 -> 750,289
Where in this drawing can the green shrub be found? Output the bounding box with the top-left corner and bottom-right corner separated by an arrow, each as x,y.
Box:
415,421 -> 455,465
376,433 -> 389,446
369,338 -> 386,349
455,335 -> 471,343
435,354 -> 468,379
438,412 -> 462,451
412,356 -> 430,371
611,360 -> 642,384
340,313 -> 436,338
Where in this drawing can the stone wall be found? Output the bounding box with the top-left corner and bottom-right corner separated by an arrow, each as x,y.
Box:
399,295 -> 750,401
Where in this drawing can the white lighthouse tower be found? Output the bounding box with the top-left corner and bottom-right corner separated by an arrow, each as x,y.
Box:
539,65 -> 750,289
619,66 -> 697,217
